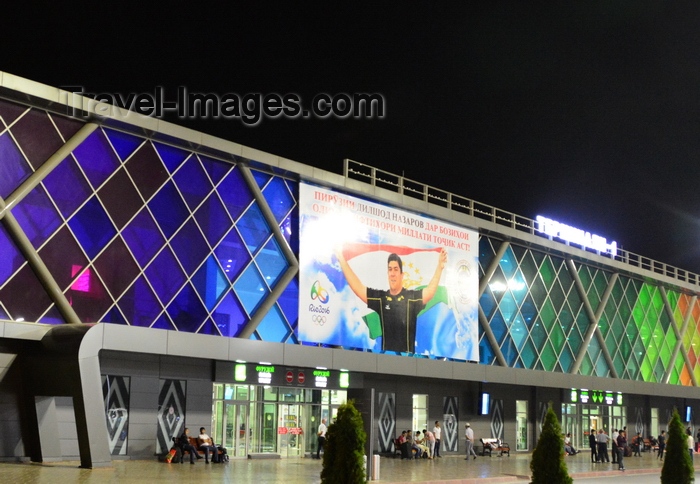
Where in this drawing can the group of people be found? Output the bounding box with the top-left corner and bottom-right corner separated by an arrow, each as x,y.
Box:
175,427 -> 224,464
587,427 -> 668,470
396,421 -> 443,459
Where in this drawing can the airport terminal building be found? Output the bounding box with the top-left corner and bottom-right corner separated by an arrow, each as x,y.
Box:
1,73 -> 699,468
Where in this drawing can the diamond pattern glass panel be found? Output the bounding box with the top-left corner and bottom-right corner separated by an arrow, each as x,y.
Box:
10,109 -> 64,170
233,263 -> 268,316
43,155 -> 92,219
0,224 -> 24,287
167,283 -> 208,333
256,305 -> 291,343
73,129 -> 121,190
0,131 -> 32,198
68,196 -> 116,259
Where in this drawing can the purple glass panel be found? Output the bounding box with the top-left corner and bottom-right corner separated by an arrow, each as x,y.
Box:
0,132 -> 32,198
0,304 -> 8,320
38,225 -> 88,291
10,110 -> 64,170
125,142 -> 168,201
69,270 -> 112,322
38,305 -> 66,325
97,167 -> 143,230
154,141 -> 190,173
233,263 -> 268,316
43,155 -> 92,219
121,208 -> 165,268
256,305 -> 290,343
217,168 -> 253,223
145,247 -> 186,305
104,128 -> 143,161
252,170 -> 271,188
170,219 -> 209,274
148,182 -> 189,239
277,276 -> 299,329
192,255 -> 229,311
152,313 -> 176,330
197,318 -> 221,336
199,154 -> 231,184
0,99 -> 28,127
73,129 -> 121,189
214,228 -> 250,283
0,223 -> 25,287
68,196 -> 117,259
103,305 -> 128,325
262,177 -> 295,223
213,291 -> 246,337
94,236 -> 140,300
167,283 -> 208,333
13,184 -> 63,249
49,113 -> 83,141
236,203 -> 271,255
173,155 -> 212,210
0,264 -> 53,321
194,194 -> 231,246
118,275 -> 162,327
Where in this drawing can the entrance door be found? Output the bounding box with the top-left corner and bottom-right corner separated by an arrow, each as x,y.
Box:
278,404 -> 303,457
223,403 -> 248,458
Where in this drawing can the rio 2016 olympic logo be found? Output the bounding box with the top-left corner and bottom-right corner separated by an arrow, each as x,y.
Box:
312,315 -> 327,325
311,280 -> 329,304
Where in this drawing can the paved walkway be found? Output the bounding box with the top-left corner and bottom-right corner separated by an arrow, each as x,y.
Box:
0,451 -> 695,483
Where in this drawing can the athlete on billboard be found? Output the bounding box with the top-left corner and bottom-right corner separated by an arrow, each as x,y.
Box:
335,246 -> 447,353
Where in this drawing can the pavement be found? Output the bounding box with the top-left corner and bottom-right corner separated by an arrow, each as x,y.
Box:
0,450 -> 694,483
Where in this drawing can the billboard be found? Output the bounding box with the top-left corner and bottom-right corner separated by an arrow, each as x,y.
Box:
298,183 -> 479,360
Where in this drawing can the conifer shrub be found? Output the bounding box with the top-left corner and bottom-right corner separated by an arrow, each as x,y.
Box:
320,400 -> 366,484
530,403 -> 572,484
661,408 -> 694,484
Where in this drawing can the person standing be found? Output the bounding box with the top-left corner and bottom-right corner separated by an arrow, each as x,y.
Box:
464,423 -> 477,460
589,429 -> 598,463
316,418 -> 327,459
433,421 -> 442,457
657,430 -> 666,460
687,429 -> 694,459
596,429 -> 610,463
423,428 -> 435,459
616,430 -> 627,471
633,432 -> 642,456
611,429 -> 619,464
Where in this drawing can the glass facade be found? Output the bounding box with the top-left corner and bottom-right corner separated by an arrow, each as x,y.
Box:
2,96 -> 700,390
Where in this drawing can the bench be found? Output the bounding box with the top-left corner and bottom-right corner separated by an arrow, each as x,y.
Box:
480,438 -> 510,457
173,436 -> 227,461
643,438 -> 658,452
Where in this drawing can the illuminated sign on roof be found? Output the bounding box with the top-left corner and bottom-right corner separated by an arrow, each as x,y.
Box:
536,215 -> 617,257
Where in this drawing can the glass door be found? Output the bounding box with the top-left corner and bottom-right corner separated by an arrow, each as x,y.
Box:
222,402 -> 249,458
278,404 -> 303,457
516,400 -> 528,451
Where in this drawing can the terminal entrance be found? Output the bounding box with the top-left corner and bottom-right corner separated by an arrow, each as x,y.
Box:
562,403 -> 626,450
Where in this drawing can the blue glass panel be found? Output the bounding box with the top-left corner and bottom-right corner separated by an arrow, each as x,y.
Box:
499,291 -> 517,327
559,346 -> 574,373
520,294 -> 537,328
277,277 -> 299,328
68,196 -> 116,259
0,131 -> 31,198
105,128 -> 143,161
218,168 -> 253,222
479,289 -> 497,320
215,228 -> 251,282
0,304 -> 8,320
252,170 -> 271,188
148,182 -> 189,239
170,219 -> 209,274
198,318 -> 221,336
38,305 -> 65,325
255,238 -> 288,289
122,208 -> 166,268
167,283 -> 208,333
173,155 -> 211,210
154,141 -> 190,173
501,336 -> 518,366
13,185 -> 62,249
262,177 -> 294,223
530,319 -> 547,347
511,315 -> 528,350
103,305 -> 128,325
233,263 -> 268,315
500,245 -> 517,279
199,154 -> 231,184
490,311 -> 507,345
192,255 -> 229,311
145,247 -> 186,305
281,213 -> 295,253
118,275 -> 161,327
0,223 -> 25,286
194,194 -> 231,246
237,203 -> 271,255
43,156 -> 92,219
256,305 -> 290,343
213,291 -> 246,337
511,269 -> 527,306
152,313 -> 177,330
521,338 -> 537,369
73,130 -> 121,189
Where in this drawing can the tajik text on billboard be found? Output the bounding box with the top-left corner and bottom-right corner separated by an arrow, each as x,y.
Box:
298,184 -> 479,360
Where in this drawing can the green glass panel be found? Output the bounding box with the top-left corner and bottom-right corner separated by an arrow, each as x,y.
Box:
638,283 -> 651,309
667,290 -> 678,311
611,314 -> 625,342
568,327 -> 583,355
598,313 -> 610,337
520,251 -> 537,284
633,337 -> 646,365
540,298 -> 556,331
549,282 -> 565,310
618,296 -> 632,324
627,355 -> 640,380
550,256 -> 564,276
647,303 -> 659,328
626,319 -> 639,344
550,324 -> 566,353
531,319 -> 547,347
531,250 -> 545,266
530,275 -> 547,307
580,352 -> 593,376
658,308 -> 671,333
665,328 -> 677,354
675,352 -> 687,373
539,257 -> 555,289
500,245 -> 517,279
578,265 -> 592,292
669,367 -> 679,385
587,335 -> 602,363
604,331 -> 617,357
613,352 -> 626,377
654,358 -> 665,383
694,365 -> 700,384
659,341 -> 672,367
511,244 -> 526,262
559,302 -> 574,333
639,321 -> 652,347
559,346 -> 574,373
640,356 -> 653,382
575,306 -> 590,335
500,291 -> 517,327
593,270 -> 609,299
632,303 -> 646,327
558,263 -> 573,294
595,351 -> 610,377
520,338 -> 537,369
646,338 -> 659,365
682,324 -> 694,349
620,336 -> 632,361
511,315 -> 528,350
540,341 -> 557,372
610,279 -> 624,306
652,287 -> 664,312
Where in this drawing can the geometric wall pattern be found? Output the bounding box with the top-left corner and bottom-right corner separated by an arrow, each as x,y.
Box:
102,375 -> 130,455
489,399 -> 504,441
442,396 -> 458,452
376,392 -> 395,453
156,379 -> 186,454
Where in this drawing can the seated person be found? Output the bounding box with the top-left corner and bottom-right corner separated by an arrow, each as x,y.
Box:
406,430 -> 422,458
177,427 -> 201,464
564,433 -> 578,455
414,431 -> 429,457
198,427 -> 219,463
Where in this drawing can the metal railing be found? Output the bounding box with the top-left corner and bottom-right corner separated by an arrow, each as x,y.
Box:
343,159 -> 700,286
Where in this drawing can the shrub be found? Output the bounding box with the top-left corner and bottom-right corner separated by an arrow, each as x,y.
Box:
530,403 -> 572,484
320,400 -> 366,484
661,408 -> 694,484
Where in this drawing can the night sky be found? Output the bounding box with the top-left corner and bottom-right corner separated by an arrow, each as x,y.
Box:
6,3 -> 700,272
